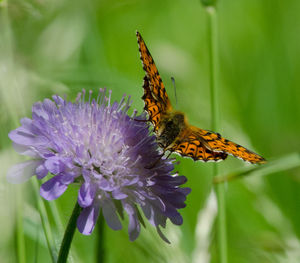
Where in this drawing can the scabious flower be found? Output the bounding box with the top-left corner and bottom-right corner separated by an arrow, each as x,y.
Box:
7,89 -> 190,242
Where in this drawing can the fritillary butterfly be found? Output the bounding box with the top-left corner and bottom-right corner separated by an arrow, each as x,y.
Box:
136,31 -> 266,164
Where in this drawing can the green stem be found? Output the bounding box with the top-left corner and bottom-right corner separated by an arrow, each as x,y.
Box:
215,175 -> 227,263
57,201 -> 82,263
207,8 -> 219,131
16,186 -> 26,263
205,5 -> 228,263
32,178 -> 57,263
214,152 -> 300,184
96,213 -> 105,263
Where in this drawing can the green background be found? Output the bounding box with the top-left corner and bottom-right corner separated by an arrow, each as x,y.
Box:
1,0 -> 300,262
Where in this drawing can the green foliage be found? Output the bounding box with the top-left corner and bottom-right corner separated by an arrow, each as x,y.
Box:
1,0 -> 300,262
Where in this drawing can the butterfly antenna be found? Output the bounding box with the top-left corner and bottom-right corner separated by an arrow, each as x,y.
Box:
171,77 -> 178,108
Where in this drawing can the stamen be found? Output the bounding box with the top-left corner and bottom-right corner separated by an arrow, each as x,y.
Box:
88,90 -> 93,104
108,90 -> 112,107
82,89 -> 86,104
131,109 -> 138,118
123,96 -> 132,113
96,88 -> 102,104
117,94 -> 127,111
76,92 -> 82,102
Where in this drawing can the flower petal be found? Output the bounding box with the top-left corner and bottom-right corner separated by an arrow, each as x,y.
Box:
36,163 -> 48,179
32,99 -> 56,120
12,142 -> 39,157
156,226 -> 170,244
102,199 -> 122,230
7,160 -> 42,184
78,182 -> 96,207
77,204 -> 100,235
111,189 -> 128,200
44,156 -> 66,175
40,174 -> 73,200
9,129 -> 47,146
164,206 -> 183,225
123,203 -> 140,241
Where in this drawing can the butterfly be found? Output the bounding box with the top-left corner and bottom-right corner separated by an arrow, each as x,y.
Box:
136,31 -> 266,164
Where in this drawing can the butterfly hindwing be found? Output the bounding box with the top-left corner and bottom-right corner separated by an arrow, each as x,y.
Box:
189,126 -> 266,164
171,127 -> 228,162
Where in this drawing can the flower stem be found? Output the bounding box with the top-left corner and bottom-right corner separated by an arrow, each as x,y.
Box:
16,187 -> 26,263
96,213 -> 105,263
214,177 -> 227,263
205,5 -> 228,263
32,178 -> 57,263
57,201 -> 82,263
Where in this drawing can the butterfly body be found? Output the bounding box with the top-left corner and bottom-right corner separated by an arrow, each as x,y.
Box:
156,111 -> 186,150
137,31 -> 266,164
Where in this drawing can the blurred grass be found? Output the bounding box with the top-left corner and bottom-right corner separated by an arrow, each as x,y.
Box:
1,0 -> 300,262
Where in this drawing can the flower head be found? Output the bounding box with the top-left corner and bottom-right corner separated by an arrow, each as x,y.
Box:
8,89 -> 190,242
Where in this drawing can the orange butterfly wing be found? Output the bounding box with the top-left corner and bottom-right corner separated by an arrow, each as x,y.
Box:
173,139 -> 228,162
137,31 -> 172,131
141,76 -> 166,130
170,126 -> 228,162
186,126 -> 266,164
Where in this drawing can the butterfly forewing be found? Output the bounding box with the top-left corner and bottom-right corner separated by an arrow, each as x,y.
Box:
142,76 -> 166,130
137,31 -> 172,113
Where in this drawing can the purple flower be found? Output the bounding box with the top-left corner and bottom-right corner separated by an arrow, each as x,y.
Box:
7,89 -> 190,242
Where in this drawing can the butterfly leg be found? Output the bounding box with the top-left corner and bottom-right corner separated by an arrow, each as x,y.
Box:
145,151 -> 166,169
132,118 -> 149,122
165,151 -> 172,159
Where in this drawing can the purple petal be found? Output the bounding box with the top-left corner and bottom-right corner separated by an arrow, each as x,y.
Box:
78,182 -> 96,207
42,98 -> 58,113
7,160 -> 42,184
9,129 -> 47,146
12,142 -> 39,157
44,156 -> 65,175
141,203 -> 155,224
32,100 -> 56,120
164,206 -> 183,225
178,187 -> 192,195
122,176 -> 140,186
20,117 -> 33,127
77,204 -> 100,235
40,174 -> 73,200
141,201 -> 167,227
156,226 -> 170,244
102,199 -> 122,230
111,189 -> 128,200
163,192 -> 188,208
98,178 -> 114,191
36,163 -> 48,179
155,175 -> 187,186
52,95 -> 65,105
123,203 -> 140,241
